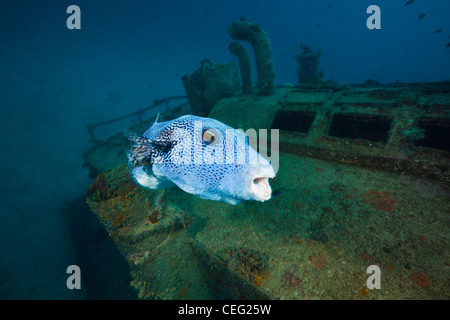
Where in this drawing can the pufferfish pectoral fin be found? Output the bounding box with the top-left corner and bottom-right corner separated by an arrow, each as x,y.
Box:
124,130 -> 154,167
124,130 -> 172,167
129,165 -> 175,190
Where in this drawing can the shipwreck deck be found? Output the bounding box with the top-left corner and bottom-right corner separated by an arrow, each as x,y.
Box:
84,83 -> 449,299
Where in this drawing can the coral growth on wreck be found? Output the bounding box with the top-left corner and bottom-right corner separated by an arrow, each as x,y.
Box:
361,189 -> 398,211
309,254 -> 326,269
229,41 -> 253,94
228,17 -> 275,95
281,268 -> 303,289
411,271 -> 430,288
225,247 -> 269,283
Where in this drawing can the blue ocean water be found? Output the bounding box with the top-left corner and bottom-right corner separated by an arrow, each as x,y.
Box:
0,0 -> 449,299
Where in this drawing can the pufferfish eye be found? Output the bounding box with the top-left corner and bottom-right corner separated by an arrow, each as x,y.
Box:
202,128 -> 220,145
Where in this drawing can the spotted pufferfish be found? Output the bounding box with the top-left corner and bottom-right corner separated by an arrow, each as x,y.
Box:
125,115 -> 276,205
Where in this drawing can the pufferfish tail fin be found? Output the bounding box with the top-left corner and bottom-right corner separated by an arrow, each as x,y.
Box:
124,130 -> 172,167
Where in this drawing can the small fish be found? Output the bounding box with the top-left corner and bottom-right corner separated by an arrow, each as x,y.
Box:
433,29 -> 443,34
404,0 -> 414,6
126,115 -> 276,205
418,13 -> 426,20
446,43 -> 450,48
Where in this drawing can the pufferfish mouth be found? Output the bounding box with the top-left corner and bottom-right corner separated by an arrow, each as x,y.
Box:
250,174 -> 275,201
